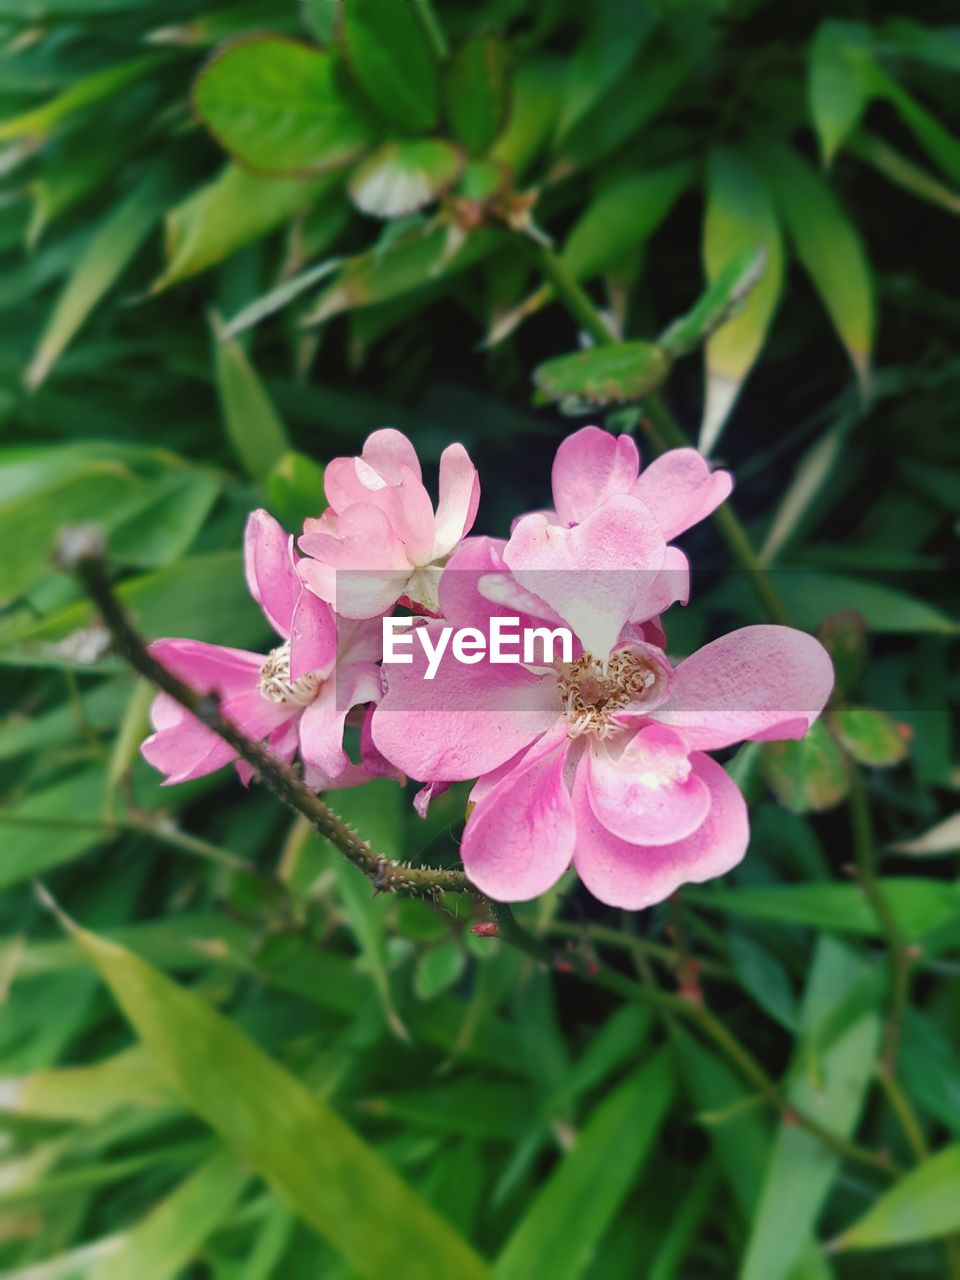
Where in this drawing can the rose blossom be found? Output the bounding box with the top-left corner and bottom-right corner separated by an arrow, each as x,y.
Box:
297,428 -> 480,619
141,510 -> 383,789
371,532 -> 834,909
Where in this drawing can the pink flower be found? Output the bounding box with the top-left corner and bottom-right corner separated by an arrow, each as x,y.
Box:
546,425 -> 732,537
142,510 -> 383,789
371,538 -> 833,909
297,428 -> 480,619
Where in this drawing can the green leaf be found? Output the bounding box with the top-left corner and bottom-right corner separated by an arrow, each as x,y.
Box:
213,319 -> 289,480
414,939 -> 465,1000
192,38 -> 375,176
742,938 -> 881,1279
63,915 -> 492,1280
834,1145 -> 960,1251
93,1147 -> 250,1280
759,720 -> 853,813
890,813 -> 960,858
758,144 -> 874,395
221,257 -> 342,342
156,164 -> 334,290
869,66 -> 960,184
495,1050 -> 674,1280
556,0 -> 657,141
808,22 -> 873,166
0,1046 -> 170,1121
303,224 -> 502,323
302,0 -> 339,45
340,0 -> 440,134
0,769 -> 107,888
699,148 -> 784,452
348,139 -> 463,219
491,59 -> 564,179
533,342 -> 670,409
685,880 -> 960,942
767,572 -> 959,636
563,162 -> 694,283
660,245 -> 768,359
828,707 -> 910,767
727,930 -> 798,1031
0,54 -> 162,142
445,33 -> 511,156
266,450 -> 326,528
816,610 -> 866,699
26,168 -> 170,389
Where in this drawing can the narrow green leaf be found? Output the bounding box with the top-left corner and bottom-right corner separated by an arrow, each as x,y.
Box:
26,168 -> 169,389
0,55 -> 162,142
340,0 -> 440,133
62,915 -> 492,1280
445,33 -> 511,156
758,144 -> 874,395
890,813 -> 960,858
414,939 -> 465,1000
266,450 -> 326,528
685,880 -> 960,942
834,1145 -> 960,1251
495,1051 -> 674,1280
828,707 -> 910,767
93,1147 -> 250,1280
156,164 -> 334,290
759,720 -> 853,814
0,769 -> 108,887
660,245 -> 767,359
699,148 -> 784,452
742,939 -> 881,1280
0,1046 -> 170,1121
213,319 -> 289,480
762,571 -> 959,636
808,22 -> 873,165
192,38 -> 375,176
870,66 -> 960,184
533,342 -> 670,409
491,59 -> 564,179
221,258 -> 342,341
556,0 -> 657,140
849,132 -> 960,215
348,139 -> 463,219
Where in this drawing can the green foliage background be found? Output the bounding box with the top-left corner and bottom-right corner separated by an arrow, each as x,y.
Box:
1,1 -> 959,1276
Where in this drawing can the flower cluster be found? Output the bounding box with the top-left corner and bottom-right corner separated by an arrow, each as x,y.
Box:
143,426 -> 833,909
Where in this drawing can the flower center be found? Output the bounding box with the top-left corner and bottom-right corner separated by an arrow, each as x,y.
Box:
557,649 -> 664,738
257,640 -> 322,707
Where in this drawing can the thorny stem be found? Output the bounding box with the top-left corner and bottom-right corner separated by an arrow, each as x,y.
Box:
849,771 -> 929,1163
57,530 -> 477,902
527,237 -> 792,628
58,534 -> 895,1184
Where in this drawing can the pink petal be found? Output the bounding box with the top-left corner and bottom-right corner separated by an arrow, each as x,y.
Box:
370,622 -> 561,781
433,443 -> 481,558
361,428 -> 422,484
461,725 -> 575,901
551,427 -> 640,526
289,588 -> 338,681
654,624 -> 835,750
148,638 -> 263,695
394,464 -> 436,564
244,509 -> 300,638
503,494 -> 666,655
298,504 -> 412,619
583,725 -> 710,846
413,779 -> 451,817
631,449 -> 732,540
297,662 -> 381,778
360,705 -> 405,781
573,752 -> 748,909
142,697 -> 237,784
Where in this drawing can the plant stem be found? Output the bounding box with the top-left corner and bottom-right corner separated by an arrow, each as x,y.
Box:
526,237 -> 792,627
57,530 -> 477,903
849,770 -> 928,1161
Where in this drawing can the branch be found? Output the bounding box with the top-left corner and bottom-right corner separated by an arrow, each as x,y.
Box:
54,527 -> 476,901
